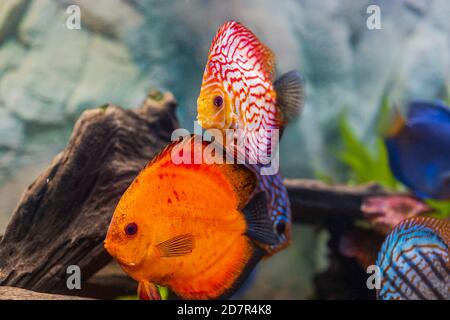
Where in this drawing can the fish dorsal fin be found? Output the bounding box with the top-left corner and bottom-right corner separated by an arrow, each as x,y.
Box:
146,134 -> 258,209
144,136 -> 184,169
255,41 -> 276,81
416,216 -> 450,248
274,70 -> 305,124
243,192 -> 278,245
156,234 -> 194,257
408,101 -> 450,122
212,21 -> 275,80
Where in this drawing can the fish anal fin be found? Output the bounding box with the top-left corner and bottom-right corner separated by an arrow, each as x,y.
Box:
138,281 -> 161,300
274,70 -> 305,124
243,192 -> 278,246
157,234 -> 195,257
171,237 -> 263,299
218,245 -> 265,299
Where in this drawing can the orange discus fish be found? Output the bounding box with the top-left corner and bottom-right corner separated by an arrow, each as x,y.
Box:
104,135 -> 289,300
197,21 -> 305,165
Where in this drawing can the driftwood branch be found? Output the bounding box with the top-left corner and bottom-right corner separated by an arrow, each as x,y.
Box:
0,90 -> 400,299
285,179 -> 390,224
0,286 -> 91,300
0,91 -> 179,293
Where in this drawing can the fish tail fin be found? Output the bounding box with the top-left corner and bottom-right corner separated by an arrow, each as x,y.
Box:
274,70 -> 305,124
138,281 -> 161,300
243,192 -> 278,246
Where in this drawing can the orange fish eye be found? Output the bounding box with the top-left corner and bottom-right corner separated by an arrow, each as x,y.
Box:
125,222 -> 138,236
213,95 -> 223,107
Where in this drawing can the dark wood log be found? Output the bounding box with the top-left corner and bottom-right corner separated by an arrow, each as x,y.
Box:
0,91 -> 179,293
57,261 -> 136,300
285,179 -> 392,224
0,286 -> 92,300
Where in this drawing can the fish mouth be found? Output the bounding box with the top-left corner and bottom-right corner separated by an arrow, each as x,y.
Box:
197,116 -> 214,128
197,115 -> 230,130
114,256 -> 141,271
104,240 -> 139,268
118,260 -> 136,267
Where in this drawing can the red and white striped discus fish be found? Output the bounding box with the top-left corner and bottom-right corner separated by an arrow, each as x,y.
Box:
197,21 -> 304,166
376,216 -> 450,300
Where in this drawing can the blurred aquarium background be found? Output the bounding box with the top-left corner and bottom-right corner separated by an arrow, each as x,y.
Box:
0,0 -> 449,299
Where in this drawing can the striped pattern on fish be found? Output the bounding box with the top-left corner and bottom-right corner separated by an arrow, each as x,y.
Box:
202,21 -> 277,164
197,21 -> 304,165
254,171 -> 291,255
376,216 -> 450,300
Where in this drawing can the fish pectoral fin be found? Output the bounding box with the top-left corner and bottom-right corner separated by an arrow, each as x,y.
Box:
274,70 -> 305,124
243,192 -> 278,246
156,233 -> 195,257
138,281 -> 161,300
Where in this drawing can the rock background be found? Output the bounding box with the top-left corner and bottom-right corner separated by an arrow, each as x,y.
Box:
0,0 -> 448,298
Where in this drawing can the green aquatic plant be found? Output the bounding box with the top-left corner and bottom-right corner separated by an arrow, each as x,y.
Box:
426,199 -> 450,220
116,295 -> 139,300
445,86 -> 450,106
337,99 -> 399,189
336,97 -> 450,220
158,285 -> 170,300
116,285 -> 169,300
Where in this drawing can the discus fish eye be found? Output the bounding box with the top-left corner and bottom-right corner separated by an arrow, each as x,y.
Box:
125,223 -> 138,236
276,221 -> 286,236
213,95 -> 223,107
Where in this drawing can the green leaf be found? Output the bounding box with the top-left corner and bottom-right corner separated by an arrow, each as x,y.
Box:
425,199 -> 450,219
376,95 -> 392,136
115,285 -> 169,300
116,295 -> 138,300
335,99 -> 401,190
158,285 -> 169,300
373,137 -> 399,189
338,114 -> 374,183
444,85 -> 450,106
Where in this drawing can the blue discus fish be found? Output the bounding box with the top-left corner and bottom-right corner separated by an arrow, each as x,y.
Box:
376,216 -> 450,300
385,101 -> 450,200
